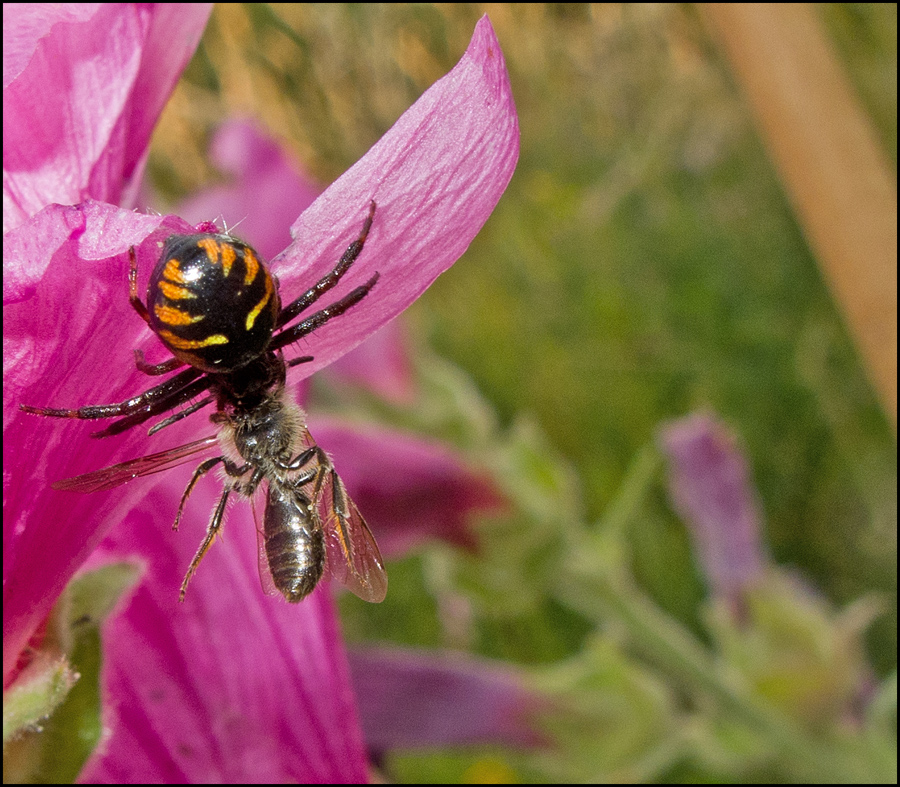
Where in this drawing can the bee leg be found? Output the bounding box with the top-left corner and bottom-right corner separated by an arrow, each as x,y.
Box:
177,458 -> 252,601
172,456 -> 224,531
280,446 -> 317,472
179,488 -> 230,602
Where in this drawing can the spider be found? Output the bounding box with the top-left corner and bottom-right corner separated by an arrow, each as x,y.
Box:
20,202 -> 388,604
22,200 -> 379,439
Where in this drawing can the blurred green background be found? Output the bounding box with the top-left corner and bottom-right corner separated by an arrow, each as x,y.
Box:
148,4 -> 896,782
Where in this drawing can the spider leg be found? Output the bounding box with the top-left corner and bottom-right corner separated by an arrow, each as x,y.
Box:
148,394 -> 216,436
129,246 -> 151,325
93,374 -> 216,438
269,273 -> 379,353
134,349 -> 184,376
129,247 -> 186,376
22,236 -> 211,434
20,365 -> 204,424
286,354 -> 314,369
276,200 -> 376,329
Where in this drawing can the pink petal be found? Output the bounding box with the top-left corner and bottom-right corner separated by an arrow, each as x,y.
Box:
270,14 -> 519,378
3,4 -> 212,228
78,477 -> 368,783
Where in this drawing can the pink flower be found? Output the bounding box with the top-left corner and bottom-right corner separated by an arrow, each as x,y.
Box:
309,419 -> 508,558
3,4 -> 214,229
348,646 -> 548,755
658,412 -> 767,603
4,7 -> 518,782
175,118 -> 322,262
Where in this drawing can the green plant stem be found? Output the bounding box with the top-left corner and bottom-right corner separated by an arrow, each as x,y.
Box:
553,445 -> 889,783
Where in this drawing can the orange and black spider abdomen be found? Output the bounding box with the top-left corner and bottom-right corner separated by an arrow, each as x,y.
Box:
147,234 -> 282,373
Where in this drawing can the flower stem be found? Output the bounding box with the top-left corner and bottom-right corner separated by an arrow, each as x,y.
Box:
554,444 -> 887,783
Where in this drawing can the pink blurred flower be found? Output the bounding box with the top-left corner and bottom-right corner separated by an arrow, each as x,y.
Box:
310,419 -> 508,558
4,6 -> 518,782
349,647 -> 548,756
658,412 -> 767,603
175,118 -> 321,261
326,319 -> 417,404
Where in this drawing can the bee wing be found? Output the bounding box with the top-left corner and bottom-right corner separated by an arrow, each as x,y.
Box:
251,480 -> 281,598
52,436 -> 221,493
320,469 -> 387,603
